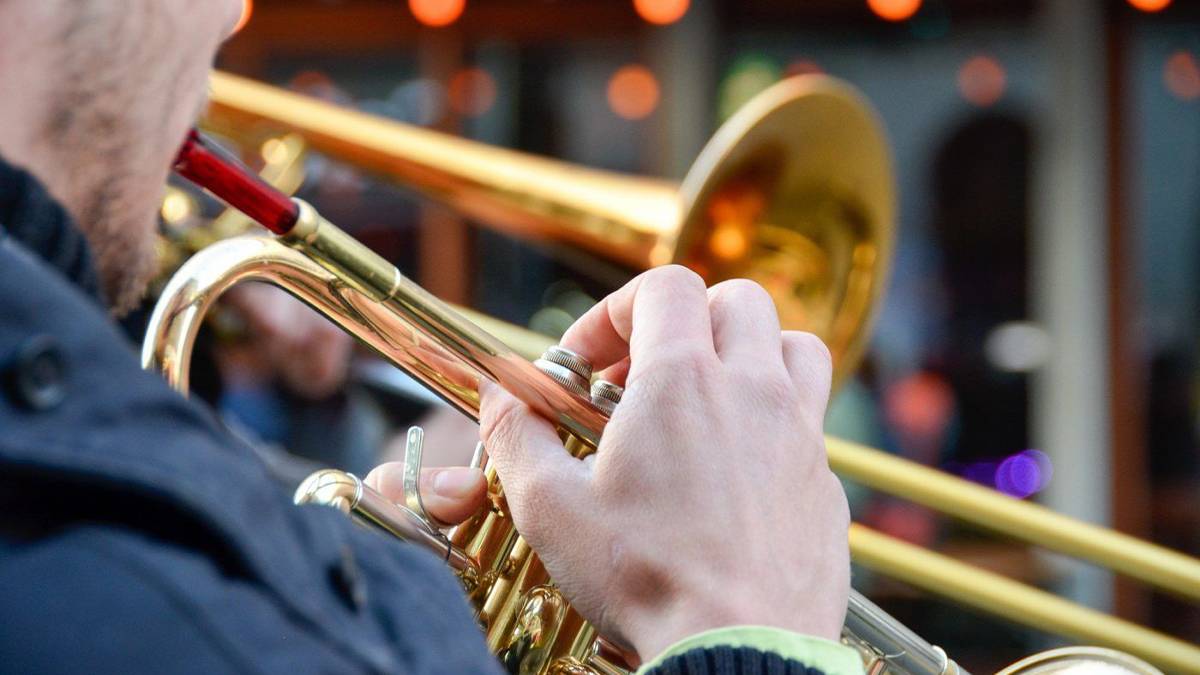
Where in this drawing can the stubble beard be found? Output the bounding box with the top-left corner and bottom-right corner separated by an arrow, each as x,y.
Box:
41,2 -> 191,317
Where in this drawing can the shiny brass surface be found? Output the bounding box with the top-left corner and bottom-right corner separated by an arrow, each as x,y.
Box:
203,70 -> 894,388
995,647 -> 1163,675
144,204 -> 605,445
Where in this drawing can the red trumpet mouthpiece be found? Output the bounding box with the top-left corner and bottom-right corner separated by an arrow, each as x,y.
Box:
173,130 -> 300,235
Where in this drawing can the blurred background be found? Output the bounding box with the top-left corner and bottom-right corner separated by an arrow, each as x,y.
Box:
150,0 -> 1200,670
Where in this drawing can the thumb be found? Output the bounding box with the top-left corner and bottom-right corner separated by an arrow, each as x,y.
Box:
478,381 -> 589,546
365,463 -> 487,525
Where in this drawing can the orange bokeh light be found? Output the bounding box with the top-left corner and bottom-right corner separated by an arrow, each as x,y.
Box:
448,67 -> 498,117
867,0 -> 921,22
1164,50 -> 1200,101
709,224 -> 749,261
634,0 -> 690,25
231,0 -> 253,36
957,55 -> 1007,107
409,0 -> 466,27
607,65 -> 660,120
1127,0 -> 1172,12
785,60 -> 823,77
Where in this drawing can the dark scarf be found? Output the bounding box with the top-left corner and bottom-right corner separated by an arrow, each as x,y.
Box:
0,156 -> 104,304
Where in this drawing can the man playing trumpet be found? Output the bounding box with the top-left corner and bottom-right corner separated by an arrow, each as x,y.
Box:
0,1 -> 855,673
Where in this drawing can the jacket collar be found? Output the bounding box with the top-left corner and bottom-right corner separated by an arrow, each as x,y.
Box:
0,155 -> 104,304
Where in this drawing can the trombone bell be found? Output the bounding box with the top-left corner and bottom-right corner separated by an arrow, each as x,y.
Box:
203,72 -> 893,388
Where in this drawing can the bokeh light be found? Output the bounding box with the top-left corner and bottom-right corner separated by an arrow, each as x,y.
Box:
957,54 -> 1007,107
409,0 -> 466,27
883,371 -> 956,454
260,138 -> 291,165
1164,50 -> 1200,101
607,65 -> 660,120
448,67 -> 498,117
232,0 -> 253,36
634,0 -> 690,25
984,321 -> 1051,373
785,59 -> 824,77
1127,0 -> 1172,12
995,450 -> 1053,498
867,0 -> 922,22
160,189 -> 197,226
718,55 -> 781,121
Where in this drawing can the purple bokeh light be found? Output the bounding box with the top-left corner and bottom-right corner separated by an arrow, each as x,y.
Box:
957,450 -> 1053,499
995,449 -> 1053,498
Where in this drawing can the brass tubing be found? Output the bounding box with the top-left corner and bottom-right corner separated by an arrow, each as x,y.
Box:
204,71 -> 677,269
829,438 -> 1200,603
142,225 -> 605,445
849,525 -> 1200,674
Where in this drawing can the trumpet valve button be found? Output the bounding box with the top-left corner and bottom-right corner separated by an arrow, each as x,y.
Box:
589,380 -> 624,416
534,346 -> 593,399
539,346 -> 593,380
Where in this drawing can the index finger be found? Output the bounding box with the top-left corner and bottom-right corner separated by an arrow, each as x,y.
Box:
560,265 -> 714,374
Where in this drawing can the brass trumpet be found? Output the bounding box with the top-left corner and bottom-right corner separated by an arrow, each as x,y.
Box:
144,75 -> 1200,673
147,129 -> 964,675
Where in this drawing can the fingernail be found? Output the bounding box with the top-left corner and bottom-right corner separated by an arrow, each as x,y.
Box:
432,468 -> 481,498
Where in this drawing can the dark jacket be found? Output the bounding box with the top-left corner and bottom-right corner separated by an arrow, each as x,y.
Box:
0,158 -> 823,675
0,158 -> 501,674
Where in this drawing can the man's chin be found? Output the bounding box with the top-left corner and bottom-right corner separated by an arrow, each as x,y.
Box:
95,229 -> 159,319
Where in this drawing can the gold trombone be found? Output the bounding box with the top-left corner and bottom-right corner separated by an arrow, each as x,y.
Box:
145,72 -> 1200,673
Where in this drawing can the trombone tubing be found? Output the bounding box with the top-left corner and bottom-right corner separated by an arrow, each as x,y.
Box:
829,437 -> 1200,603
850,526 -> 1200,674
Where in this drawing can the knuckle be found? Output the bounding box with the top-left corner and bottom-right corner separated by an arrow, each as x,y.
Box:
709,278 -> 771,306
647,264 -> 706,294
789,331 -> 832,362
786,331 -> 833,377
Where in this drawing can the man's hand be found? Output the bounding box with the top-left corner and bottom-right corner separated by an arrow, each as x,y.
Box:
480,266 -> 850,660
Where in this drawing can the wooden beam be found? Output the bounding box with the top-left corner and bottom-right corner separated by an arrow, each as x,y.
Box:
224,0 -> 640,58
1104,5 -> 1152,623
